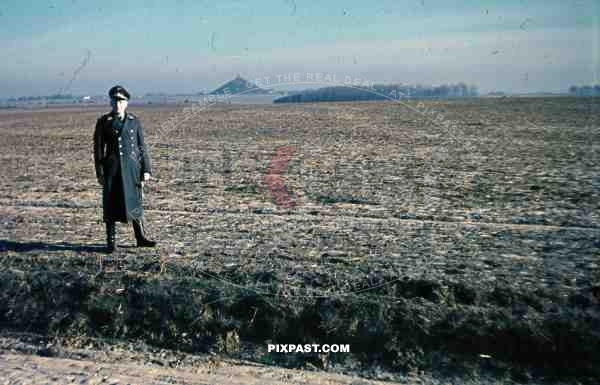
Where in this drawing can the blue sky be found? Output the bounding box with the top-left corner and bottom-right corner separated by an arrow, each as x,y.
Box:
0,0 -> 598,97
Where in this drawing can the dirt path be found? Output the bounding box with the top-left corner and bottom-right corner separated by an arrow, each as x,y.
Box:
0,352 -> 404,385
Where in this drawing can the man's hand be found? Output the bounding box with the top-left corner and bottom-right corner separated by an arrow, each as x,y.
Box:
143,172 -> 151,182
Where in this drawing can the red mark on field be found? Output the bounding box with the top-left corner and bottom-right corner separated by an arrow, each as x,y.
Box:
263,145 -> 296,208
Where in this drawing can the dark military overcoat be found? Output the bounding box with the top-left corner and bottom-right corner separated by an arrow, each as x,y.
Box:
93,111 -> 151,223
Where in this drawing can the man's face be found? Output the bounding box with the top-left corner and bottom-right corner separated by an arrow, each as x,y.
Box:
110,97 -> 128,115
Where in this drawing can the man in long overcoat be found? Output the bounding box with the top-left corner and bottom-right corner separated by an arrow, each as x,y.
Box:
93,85 -> 156,252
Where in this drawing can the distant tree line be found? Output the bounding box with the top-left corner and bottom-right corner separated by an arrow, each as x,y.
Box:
274,83 -> 478,103
7,94 -> 75,102
569,85 -> 600,96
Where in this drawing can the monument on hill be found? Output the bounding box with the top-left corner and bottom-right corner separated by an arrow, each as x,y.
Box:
210,74 -> 272,95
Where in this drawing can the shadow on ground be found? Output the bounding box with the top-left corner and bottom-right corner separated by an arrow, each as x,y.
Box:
0,240 -> 106,253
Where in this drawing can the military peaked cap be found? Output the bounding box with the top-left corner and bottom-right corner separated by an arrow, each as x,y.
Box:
108,85 -> 131,101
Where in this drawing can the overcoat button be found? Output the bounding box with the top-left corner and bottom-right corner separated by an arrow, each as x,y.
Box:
119,151 -> 123,155
119,144 -> 122,148
130,130 -> 133,133
118,137 -> 122,141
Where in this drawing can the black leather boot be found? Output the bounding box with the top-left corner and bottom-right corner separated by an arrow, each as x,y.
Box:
105,222 -> 116,252
132,218 -> 156,247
